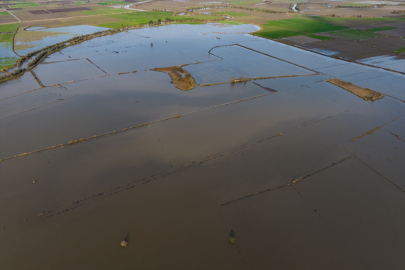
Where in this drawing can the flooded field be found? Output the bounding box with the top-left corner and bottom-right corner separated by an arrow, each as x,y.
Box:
15,25 -> 108,55
0,22 -> 404,270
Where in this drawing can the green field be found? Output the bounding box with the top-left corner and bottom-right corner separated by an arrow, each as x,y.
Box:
264,18 -> 346,33
305,34 -> 334,40
255,26 -> 301,39
0,23 -> 20,33
0,33 -> 14,42
364,17 -> 405,22
392,47 -> 405,53
365,26 -> 397,32
0,57 -> 18,70
225,0 -> 264,6
9,2 -> 40,8
213,11 -> 247,17
329,29 -> 382,40
307,16 -> 361,23
96,1 -> 131,5
172,22 -> 204,25
0,12 -> 9,16
218,20 -> 246,25
98,11 -> 222,28
82,8 -> 131,15
337,3 -> 371,7
255,18 -> 346,39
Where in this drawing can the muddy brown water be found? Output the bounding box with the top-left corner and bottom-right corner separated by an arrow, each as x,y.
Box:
0,23 -> 404,270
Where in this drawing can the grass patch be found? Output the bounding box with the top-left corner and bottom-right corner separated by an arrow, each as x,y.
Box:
255,17 -> 345,39
218,20 -> 246,25
264,18 -> 346,33
307,16 -> 361,23
365,26 -> 397,32
98,11 -> 222,28
81,8 -> 130,15
9,2 -> 40,8
337,3 -> 371,7
304,34 -> 333,40
392,47 -> 405,53
329,29 -> 382,40
225,0 -> 264,6
0,33 -> 14,42
0,12 -> 9,16
0,23 -> 19,33
99,11 -> 175,27
175,15 -> 222,20
213,11 -> 247,17
172,22 -> 204,25
255,26 -> 301,39
0,57 -> 18,70
96,1 -> 131,5
364,17 -> 405,22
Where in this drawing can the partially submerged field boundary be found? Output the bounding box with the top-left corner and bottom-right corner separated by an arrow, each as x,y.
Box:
327,78 -> 384,101
235,44 -> 320,75
292,43 -> 405,76
220,156 -> 353,206
198,73 -> 318,88
347,117 -> 399,143
0,93 -> 273,163
41,108 -> 350,219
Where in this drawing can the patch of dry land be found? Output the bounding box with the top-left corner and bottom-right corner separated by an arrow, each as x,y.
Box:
327,78 -> 385,101
153,65 -> 196,91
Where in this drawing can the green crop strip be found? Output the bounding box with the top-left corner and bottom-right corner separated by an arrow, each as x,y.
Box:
0,23 -> 20,33
392,47 -> 405,53
329,29 -> 382,40
98,11 -> 223,28
365,26 -> 397,32
255,18 -> 345,39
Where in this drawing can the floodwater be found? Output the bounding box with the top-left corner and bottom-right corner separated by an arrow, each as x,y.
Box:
358,55 -> 405,73
14,25 -> 108,55
1,23 -> 404,270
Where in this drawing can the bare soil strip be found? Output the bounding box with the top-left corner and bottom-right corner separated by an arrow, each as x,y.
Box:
327,78 -> 384,101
